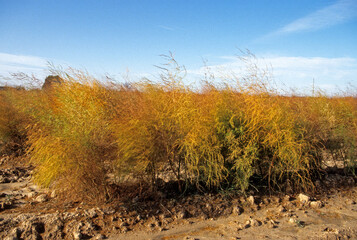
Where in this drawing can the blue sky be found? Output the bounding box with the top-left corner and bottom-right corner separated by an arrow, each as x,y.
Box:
0,0 -> 356,92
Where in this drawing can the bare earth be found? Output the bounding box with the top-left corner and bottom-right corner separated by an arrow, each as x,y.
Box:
0,160 -> 356,240
110,191 -> 357,240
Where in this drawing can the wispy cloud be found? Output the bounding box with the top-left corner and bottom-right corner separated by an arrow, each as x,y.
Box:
187,55 -> 357,93
0,52 -> 50,83
157,25 -> 175,31
264,0 -> 357,38
0,52 -> 47,69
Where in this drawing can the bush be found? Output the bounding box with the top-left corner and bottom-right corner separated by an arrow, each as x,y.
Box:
2,55 -> 355,201
112,62 -> 199,191
297,95 -> 357,174
0,87 -> 27,157
20,72 -> 116,202
110,57 -> 327,193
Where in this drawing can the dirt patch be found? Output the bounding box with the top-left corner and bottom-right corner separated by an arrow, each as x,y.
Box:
1,158 -> 357,240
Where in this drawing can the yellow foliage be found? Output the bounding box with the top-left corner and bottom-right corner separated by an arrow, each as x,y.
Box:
20,72 -> 116,202
1,59 -> 356,200
0,88 -> 27,155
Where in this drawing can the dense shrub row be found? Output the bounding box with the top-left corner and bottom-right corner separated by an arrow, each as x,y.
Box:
1,63 -> 356,202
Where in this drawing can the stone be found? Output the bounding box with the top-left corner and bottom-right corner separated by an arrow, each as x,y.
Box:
277,205 -> 287,213
283,195 -> 291,202
94,234 -> 105,240
288,218 -> 294,224
183,237 -> 198,240
270,196 -> 280,204
262,198 -> 270,205
247,196 -> 255,205
267,219 -> 278,228
236,223 -> 244,231
35,194 -> 47,203
310,201 -> 322,208
176,210 -> 187,219
246,217 -> 261,227
232,206 -> 242,215
297,193 -> 310,204
27,192 -> 36,198
147,222 -> 156,229
250,218 -> 261,227
50,190 -> 56,198
73,231 -> 82,240
136,215 -> 141,221
86,208 -> 98,218
120,226 -> 128,233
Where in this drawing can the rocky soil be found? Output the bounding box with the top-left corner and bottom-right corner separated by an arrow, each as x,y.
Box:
1,157 -> 357,240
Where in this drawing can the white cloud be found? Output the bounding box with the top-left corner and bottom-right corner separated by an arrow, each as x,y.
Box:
0,52 -> 50,85
265,0 -> 357,38
0,52 -> 48,68
187,56 -> 357,93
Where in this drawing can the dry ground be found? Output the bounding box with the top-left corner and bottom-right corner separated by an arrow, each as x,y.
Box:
0,157 -> 357,240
